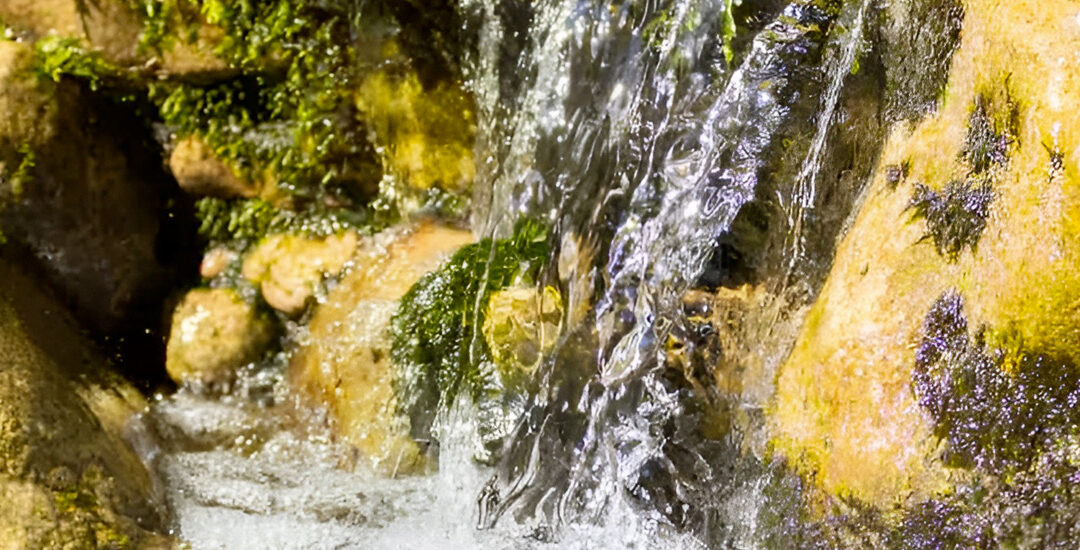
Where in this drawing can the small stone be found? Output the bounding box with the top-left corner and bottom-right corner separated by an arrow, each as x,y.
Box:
169,136 -> 257,199
199,246 -> 236,279
165,288 -> 273,386
242,231 -> 359,315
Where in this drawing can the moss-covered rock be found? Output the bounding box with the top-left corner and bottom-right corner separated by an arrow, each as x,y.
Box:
770,0 -> 1080,509
0,254 -> 170,547
289,221 -> 473,474
354,69 -> 476,199
390,220 -> 549,461
0,0 -> 227,79
241,230 -> 358,314
165,287 -> 273,386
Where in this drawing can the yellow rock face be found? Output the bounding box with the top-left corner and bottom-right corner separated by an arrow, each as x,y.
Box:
242,231 -> 359,315
290,221 -> 473,475
166,288 -> 273,386
169,136 -> 259,199
770,0 -> 1080,507
483,286 -> 563,391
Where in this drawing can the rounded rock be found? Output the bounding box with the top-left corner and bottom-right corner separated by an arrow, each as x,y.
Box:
166,288 -> 273,386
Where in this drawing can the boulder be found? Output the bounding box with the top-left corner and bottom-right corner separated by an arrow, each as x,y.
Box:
165,288 -> 274,387
0,39 -> 182,337
289,221 -> 473,475
0,254 -> 171,547
770,0 -> 1080,508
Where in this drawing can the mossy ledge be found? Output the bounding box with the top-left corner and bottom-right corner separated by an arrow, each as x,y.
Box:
391,220 -> 549,458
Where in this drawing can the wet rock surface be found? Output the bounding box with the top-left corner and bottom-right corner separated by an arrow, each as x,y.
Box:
771,0 -> 1080,518
241,231 -> 359,315
0,40 -> 187,342
0,254 -> 170,548
166,287 -> 274,387
290,222 -> 473,475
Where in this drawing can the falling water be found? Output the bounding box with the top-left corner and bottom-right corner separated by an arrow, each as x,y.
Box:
147,0 -> 908,546
465,0 -> 869,540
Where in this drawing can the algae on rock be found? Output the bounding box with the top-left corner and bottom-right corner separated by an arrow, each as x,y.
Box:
770,0 -> 1080,518
0,255 -> 170,548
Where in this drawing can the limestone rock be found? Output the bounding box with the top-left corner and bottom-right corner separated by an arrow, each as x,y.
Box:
169,136 -> 258,199
241,231 -> 359,315
289,221 -> 473,474
770,0 -> 1080,508
165,288 -> 273,386
0,255 -> 169,547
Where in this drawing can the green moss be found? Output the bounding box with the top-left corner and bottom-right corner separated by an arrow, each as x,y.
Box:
391,220 -> 549,454
139,0 -> 381,205
31,36 -> 123,91
960,93 -> 1016,174
46,467 -> 134,549
8,144 -> 34,198
722,0 -> 737,63
194,196 -> 372,243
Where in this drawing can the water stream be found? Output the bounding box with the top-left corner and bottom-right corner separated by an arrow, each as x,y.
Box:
144,0 -> 923,547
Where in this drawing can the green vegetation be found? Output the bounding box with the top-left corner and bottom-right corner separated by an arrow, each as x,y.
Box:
391,220 -> 549,449
21,0 -> 477,249
722,0 -> 737,63
194,196 -> 372,243
143,0 -> 380,203
9,144 -> 34,198
32,36 -> 123,91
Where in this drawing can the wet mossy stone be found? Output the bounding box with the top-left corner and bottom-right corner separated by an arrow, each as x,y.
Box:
391,220 -> 549,454
288,221 -> 474,474
0,254 -> 170,547
914,291 -> 1080,474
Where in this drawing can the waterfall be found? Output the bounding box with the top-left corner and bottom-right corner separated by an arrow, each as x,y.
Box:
457,0 -> 875,541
